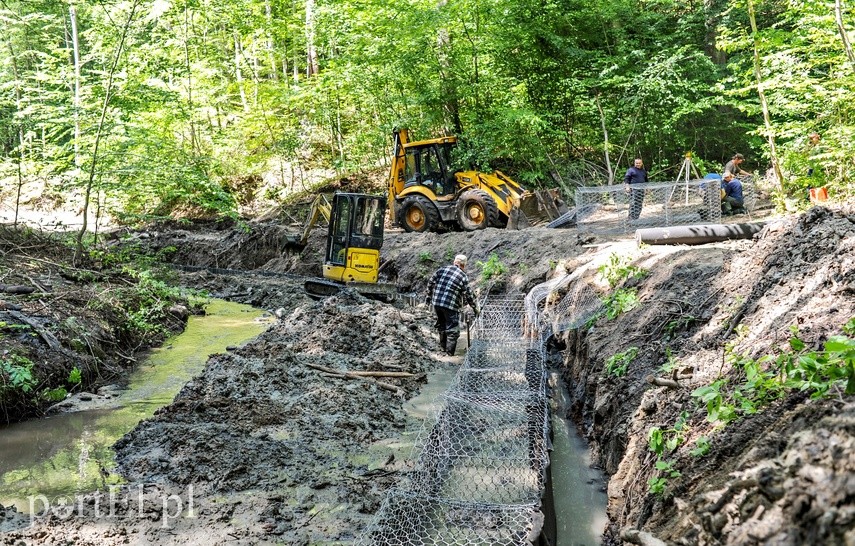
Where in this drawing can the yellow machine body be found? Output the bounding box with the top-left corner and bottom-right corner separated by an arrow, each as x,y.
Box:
323,247 -> 380,284
387,128 -> 535,232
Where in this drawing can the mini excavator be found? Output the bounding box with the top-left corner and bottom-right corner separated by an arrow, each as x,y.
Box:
295,193 -> 398,301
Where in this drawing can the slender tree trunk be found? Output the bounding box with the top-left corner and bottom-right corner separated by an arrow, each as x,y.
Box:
75,0 -> 140,262
6,29 -> 25,227
184,5 -> 199,153
747,0 -> 783,188
306,0 -> 319,77
69,4 -> 82,169
265,0 -> 277,80
234,32 -> 250,112
835,0 -> 855,65
595,95 -> 613,184
704,0 -> 727,65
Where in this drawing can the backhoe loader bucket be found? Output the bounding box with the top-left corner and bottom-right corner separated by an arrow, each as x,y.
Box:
508,189 -> 569,229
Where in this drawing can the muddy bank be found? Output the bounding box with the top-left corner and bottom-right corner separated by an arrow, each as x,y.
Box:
0,227 -> 193,423
0,224 -> 591,544
140,219 -> 593,296
0,291 -> 440,544
558,206 -> 855,544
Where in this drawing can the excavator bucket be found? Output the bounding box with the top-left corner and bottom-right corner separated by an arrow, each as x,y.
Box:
508,189 -> 569,229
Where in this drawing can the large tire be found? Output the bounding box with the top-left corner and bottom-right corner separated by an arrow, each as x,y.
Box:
399,195 -> 440,232
457,189 -> 499,231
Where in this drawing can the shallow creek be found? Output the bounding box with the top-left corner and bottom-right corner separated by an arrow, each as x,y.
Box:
0,300 -> 272,512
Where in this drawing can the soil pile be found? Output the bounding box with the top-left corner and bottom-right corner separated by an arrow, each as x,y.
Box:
559,206 -> 854,544
1,290 -> 440,544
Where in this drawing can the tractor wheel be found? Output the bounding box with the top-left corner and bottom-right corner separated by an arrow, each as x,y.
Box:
457,189 -> 499,231
399,195 -> 440,232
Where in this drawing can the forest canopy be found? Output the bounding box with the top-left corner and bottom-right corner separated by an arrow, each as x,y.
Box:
1,0 -> 853,224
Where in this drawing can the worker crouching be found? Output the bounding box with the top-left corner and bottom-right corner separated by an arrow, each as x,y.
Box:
426,254 -> 479,356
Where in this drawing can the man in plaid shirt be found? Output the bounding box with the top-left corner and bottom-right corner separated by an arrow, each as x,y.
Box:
426,254 -> 479,356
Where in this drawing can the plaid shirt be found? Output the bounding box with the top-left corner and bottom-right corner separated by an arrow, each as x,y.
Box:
427,264 -> 477,311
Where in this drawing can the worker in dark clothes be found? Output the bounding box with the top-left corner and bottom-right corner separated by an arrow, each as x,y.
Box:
426,254 -> 479,356
721,172 -> 745,215
724,153 -> 750,179
623,158 -> 648,220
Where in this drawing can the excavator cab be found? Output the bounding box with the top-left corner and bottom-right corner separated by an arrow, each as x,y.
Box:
403,142 -> 456,197
322,193 -> 386,284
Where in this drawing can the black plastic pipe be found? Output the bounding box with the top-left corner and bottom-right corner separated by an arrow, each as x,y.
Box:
636,222 -> 766,245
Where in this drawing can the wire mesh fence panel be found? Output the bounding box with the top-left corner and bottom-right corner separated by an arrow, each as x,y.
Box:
544,279 -> 603,333
575,180 -> 723,234
464,340 -> 542,372
447,365 -> 547,402
356,491 -> 543,546
357,296 -> 551,544
473,298 -> 528,342
407,395 -> 549,504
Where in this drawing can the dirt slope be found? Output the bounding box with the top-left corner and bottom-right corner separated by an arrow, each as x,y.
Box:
558,206 -> 854,545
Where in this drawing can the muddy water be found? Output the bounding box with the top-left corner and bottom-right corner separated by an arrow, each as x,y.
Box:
0,300 -> 272,512
551,373 -> 609,545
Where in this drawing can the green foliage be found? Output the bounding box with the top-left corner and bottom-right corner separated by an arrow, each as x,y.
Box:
602,288 -> 641,320
647,411 -> 690,495
692,323 -> 855,427
477,253 -> 508,282
648,459 -> 682,496
42,387 -> 68,402
605,347 -> 638,377
659,347 -> 680,374
418,251 -> 434,264
598,253 -> 648,288
690,436 -> 711,457
68,367 -> 82,385
0,354 -> 36,394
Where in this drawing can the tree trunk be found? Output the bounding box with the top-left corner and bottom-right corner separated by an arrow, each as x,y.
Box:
595,95 -> 614,184
306,0 -> 319,77
184,6 -> 199,153
704,0 -> 727,65
6,29 -> 25,227
835,0 -> 855,65
747,0 -> 783,188
69,4 -> 82,169
234,32 -> 250,113
75,0 -> 140,262
266,0 -> 277,80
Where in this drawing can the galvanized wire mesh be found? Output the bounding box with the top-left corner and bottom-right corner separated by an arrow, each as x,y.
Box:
358,285 -> 595,545
360,490 -> 542,546
574,179 -> 723,234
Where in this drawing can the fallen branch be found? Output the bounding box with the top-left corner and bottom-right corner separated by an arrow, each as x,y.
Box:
0,284 -> 35,295
8,310 -> 62,352
305,363 -> 402,394
342,370 -> 416,378
645,374 -> 681,389
620,528 -> 667,546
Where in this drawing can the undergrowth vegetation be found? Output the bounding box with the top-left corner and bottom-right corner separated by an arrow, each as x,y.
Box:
646,318 -> 855,497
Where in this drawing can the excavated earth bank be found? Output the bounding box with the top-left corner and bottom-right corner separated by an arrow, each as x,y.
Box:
558,206 -> 854,545
2,207 -> 853,545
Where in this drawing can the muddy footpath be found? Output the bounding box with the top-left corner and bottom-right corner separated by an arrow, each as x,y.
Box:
2,207 -> 854,545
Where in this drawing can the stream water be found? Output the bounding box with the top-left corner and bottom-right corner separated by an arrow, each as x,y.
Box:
0,300 -> 272,512
550,372 -> 609,545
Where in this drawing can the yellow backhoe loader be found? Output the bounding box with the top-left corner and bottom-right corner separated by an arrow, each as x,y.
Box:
388,128 -> 567,232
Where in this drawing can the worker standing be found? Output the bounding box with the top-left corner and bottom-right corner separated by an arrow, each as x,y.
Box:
623,158 -> 648,221
426,254 -> 479,356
